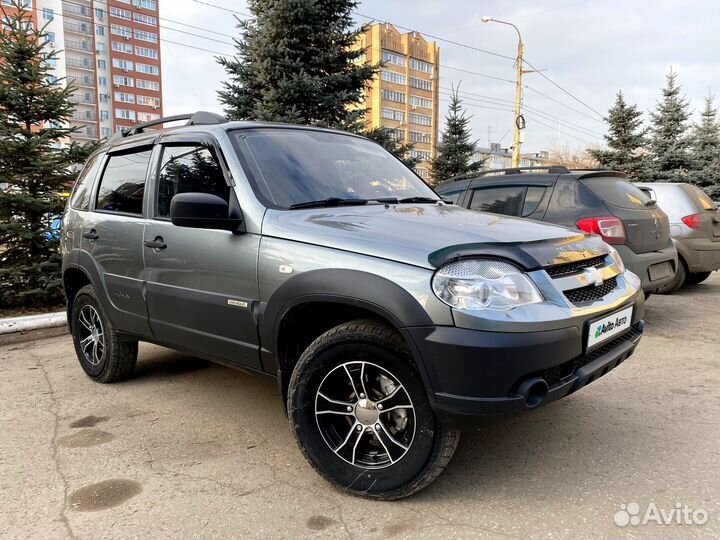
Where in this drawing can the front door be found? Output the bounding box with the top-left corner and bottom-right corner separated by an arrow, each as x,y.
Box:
143,140 -> 262,369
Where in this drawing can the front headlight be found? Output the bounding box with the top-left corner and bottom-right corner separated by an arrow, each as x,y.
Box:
608,246 -> 626,273
432,259 -> 543,311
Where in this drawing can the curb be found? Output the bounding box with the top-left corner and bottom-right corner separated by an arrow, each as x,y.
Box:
0,312 -> 67,335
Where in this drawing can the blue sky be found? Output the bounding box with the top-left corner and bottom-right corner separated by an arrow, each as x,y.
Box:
160,0 -> 720,153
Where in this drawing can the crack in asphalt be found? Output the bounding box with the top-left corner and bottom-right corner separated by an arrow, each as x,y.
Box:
34,353 -> 78,540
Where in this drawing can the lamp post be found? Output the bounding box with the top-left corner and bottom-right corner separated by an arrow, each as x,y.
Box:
481,16 -> 524,168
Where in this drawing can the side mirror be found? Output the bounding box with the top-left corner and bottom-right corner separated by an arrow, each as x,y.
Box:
170,192 -> 243,232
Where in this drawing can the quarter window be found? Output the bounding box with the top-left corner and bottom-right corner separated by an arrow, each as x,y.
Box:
70,154 -> 104,211
156,146 -> 229,218
95,150 -> 152,215
470,186 -> 526,216
522,186 -> 547,216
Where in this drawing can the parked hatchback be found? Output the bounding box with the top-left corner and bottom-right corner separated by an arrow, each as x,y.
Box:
436,167 -> 678,294
62,114 -> 646,499
635,182 -> 720,292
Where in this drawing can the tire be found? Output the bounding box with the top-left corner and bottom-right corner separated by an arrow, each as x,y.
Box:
287,319 -> 460,500
657,259 -> 686,295
70,284 -> 138,383
685,271 -> 712,286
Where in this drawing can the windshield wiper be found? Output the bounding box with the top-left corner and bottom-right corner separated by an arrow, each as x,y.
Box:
397,196 -> 440,204
288,197 -> 368,210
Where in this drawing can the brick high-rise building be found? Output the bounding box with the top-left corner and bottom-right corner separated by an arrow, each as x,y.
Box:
31,0 -> 163,142
356,23 -> 440,180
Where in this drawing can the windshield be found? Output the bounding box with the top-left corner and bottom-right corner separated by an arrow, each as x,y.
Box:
231,128 -> 438,209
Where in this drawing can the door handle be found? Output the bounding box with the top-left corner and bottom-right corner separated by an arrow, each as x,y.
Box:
83,230 -> 99,241
144,237 -> 167,250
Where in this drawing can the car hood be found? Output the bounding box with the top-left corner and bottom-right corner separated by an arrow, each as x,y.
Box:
262,203 -> 610,270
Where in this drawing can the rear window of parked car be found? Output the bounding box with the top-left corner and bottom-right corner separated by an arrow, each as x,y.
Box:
580,177 -> 651,209
95,149 -> 152,215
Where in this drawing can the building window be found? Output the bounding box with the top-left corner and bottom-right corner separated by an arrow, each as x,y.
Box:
138,112 -> 160,122
112,41 -> 133,54
409,113 -> 432,126
381,89 -> 405,104
410,77 -> 432,92
134,29 -> 157,43
96,26 -> 104,36
96,43 -> 106,53
115,109 -> 136,120
46,32 -> 55,43
134,12 -> 157,25
99,94 -> 109,103
46,74 -> 58,85
98,76 -> 107,86
409,131 -> 431,144
136,79 -> 160,91
113,75 -> 134,87
101,127 -> 111,137
409,58 -> 433,74
110,7 -> 131,20
133,0 -> 157,10
110,24 -> 132,38
100,110 -> 109,121
414,167 -> 429,179
135,63 -> 158,75
135,46 -> 158,59
95,8 -> 104,20
389,129 -> 405,141
410,95 -> 432,109
42,8 -> 53,20
381,70 -> 406,85
381,108 -> 404,122
97,59 -> 106,69
114,92 -> 135,104
409,149 -> 431,161
112,58 -> 134,71
382,51 -> 406,67
137,95 -> 160,108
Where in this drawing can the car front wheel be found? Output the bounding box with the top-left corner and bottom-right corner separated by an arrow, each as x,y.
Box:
287,319 -> 459,500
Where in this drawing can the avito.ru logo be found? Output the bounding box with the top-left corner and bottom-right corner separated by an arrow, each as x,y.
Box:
595,314 -> 628,338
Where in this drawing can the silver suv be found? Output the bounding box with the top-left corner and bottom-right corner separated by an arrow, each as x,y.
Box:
636,182 -> 720,292
62,113 -> 646,499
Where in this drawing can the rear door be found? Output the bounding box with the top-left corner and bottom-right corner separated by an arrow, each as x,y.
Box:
143,135 -> 262,369
580,176 -> 669,253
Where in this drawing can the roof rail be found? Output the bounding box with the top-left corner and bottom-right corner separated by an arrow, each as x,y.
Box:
109,111 -> 228,141
446,165 -> 570,183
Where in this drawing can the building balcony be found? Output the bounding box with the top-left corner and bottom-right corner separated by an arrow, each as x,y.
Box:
63,22 -> 92,36
69,94 -> 96,106
68,76 -> 95,89
71,113 -> 97,123
62,4 -> 92,19
65,40 -> 93,54
65,58 -> 94,71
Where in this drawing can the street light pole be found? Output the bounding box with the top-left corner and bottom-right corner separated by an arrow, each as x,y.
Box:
482,17 -> 524,167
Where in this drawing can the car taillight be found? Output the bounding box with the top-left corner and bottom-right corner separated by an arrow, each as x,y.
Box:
576,217 -> 626,245
681,213 -> 702,230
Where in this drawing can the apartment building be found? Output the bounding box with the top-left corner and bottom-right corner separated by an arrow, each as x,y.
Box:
10,0 -> 163,142
356,23 -> 440,180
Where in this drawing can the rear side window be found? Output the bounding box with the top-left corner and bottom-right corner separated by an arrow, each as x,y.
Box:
470,186 -> 525,216
438,188 -> 465,204
70,154 -> 104,211
522,186 -> 547,216
580,177 -> 650,209
95,149 -> 152,215
156,145 -> 229,218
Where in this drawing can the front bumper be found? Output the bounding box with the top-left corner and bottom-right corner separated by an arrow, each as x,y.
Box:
403,301 -> 645,428
616,242 -> 677,293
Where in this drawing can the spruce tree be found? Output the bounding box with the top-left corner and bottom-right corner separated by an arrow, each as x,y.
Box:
430,87 -> 482,183
589,91 -> 648,180
218,0 -> 376,130
0,1 -> 92,309
689,94 -> 720,198
647,69 -> 693,182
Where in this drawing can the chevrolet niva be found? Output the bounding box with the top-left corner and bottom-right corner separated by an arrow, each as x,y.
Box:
62,112 -> 645,499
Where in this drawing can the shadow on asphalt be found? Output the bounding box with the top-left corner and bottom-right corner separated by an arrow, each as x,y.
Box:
131,352 -> 213,381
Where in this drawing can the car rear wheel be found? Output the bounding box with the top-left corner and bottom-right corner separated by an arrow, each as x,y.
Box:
71,285 -> 138,383
685,271 -> 712,285
658,259 -> 686,295
287,319 -> 460,500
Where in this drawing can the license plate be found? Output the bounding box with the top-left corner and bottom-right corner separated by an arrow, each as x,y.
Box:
648,261 -> 673,282
587,305 -> 634,349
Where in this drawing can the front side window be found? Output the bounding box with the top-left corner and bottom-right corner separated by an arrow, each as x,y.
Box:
232,129 -> 438,209
95,149 -> 152,214
156,145 -> 229,218
470,186 -> 526,216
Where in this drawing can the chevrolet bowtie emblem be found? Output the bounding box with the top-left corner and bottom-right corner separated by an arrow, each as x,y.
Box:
584,267 -> 604,287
